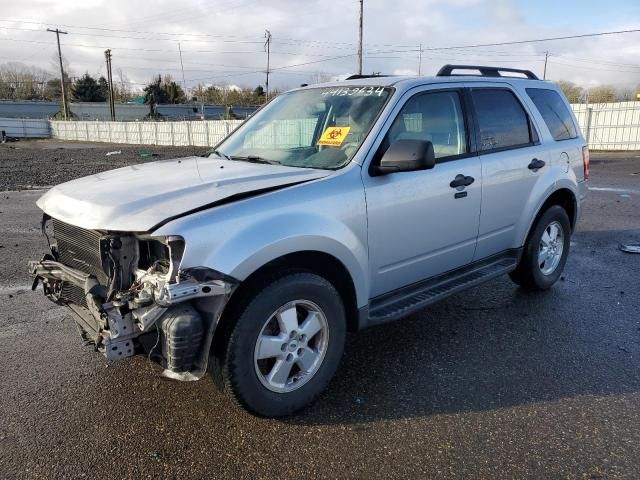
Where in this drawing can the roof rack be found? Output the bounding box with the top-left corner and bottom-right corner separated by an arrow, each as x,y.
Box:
436,64 -> 539,80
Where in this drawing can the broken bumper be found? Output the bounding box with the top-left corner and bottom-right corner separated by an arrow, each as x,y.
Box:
29,258 -> 237,381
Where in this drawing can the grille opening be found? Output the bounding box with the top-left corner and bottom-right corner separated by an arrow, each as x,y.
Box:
138,239 -> 170,272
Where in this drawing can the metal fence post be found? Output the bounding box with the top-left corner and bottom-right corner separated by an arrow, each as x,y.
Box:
154,122 -> 158,145
186,121 -> 192,146
22,119 -> 27,138
85,122 -> 89,141
206,121 -> 211,146
585,107 -> 593,147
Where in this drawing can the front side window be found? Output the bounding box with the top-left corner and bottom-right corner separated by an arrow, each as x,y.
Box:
213,86 -> 392,169
471,89 -> 534,151
526,88 -> 578,141
382,91 -> 468,160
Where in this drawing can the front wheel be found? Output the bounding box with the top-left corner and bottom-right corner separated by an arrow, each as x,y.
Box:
221,272 -> 346,417
510,205 -> 571,290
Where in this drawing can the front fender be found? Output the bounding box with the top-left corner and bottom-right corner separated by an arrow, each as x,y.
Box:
154,168 -> 370,307
210,213 -> 369,306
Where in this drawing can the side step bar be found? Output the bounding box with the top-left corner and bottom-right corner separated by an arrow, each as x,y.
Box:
368,250 -> 521,326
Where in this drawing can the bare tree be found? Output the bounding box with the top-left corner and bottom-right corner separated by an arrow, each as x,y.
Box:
555,81 -> 584,104
586,85 -> 617,103
0,62 -> 52,99
309,72 -> 335,85
115,68 -> 133,102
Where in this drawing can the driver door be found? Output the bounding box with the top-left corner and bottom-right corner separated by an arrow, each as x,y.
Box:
362,87 -> 482,298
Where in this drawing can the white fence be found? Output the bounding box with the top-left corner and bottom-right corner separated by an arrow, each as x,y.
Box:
42,101 -> 640,151
50,120 -> 243,147
0,117 -> 50,138
572,101 -> 640,151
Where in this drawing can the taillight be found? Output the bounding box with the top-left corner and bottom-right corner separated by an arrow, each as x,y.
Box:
582,146 -> 590,181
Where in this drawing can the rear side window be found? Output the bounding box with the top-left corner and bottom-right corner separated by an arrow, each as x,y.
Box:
526,88 -> 577,141
471,89 -> 534,151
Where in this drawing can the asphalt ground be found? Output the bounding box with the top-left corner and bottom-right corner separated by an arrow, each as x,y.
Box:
0,142 -> 639,479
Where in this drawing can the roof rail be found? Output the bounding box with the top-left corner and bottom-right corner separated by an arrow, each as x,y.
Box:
436,64 -> 539,80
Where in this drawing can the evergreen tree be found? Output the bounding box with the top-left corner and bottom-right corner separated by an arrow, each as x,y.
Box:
97,76 -> 110,102
71,73 -> 106,102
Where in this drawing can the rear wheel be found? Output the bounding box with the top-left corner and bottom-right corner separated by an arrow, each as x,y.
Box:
221,272 -> 346,417
510,205 -> 571,290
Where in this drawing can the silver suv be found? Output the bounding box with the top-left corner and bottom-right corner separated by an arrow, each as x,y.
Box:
30,65 -> 589,417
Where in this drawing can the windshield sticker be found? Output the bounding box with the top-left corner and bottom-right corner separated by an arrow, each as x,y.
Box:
321,86 -> 387,97
317,127 -> 351,146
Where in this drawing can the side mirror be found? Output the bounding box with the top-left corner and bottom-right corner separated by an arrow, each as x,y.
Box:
375,139 -> 435,175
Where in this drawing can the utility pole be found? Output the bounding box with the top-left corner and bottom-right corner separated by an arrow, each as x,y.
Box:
104,49 -> 116,121
418,43 -> 423,76
264,30 -> 272,102
543,50 -> 549,80
357,0 -> 363,75
47,28 -> 69,120
178,42 -> 187,96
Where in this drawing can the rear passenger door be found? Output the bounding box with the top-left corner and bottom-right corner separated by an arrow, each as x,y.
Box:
467,85 -> 547,260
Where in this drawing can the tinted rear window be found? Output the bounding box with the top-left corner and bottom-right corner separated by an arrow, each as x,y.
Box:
526,88 -> 577,141
471,89 -> 533,151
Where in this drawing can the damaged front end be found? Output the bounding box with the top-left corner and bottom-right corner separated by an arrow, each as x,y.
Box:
29,216 -> 237,381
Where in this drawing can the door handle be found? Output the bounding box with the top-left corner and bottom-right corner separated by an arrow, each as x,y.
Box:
450,174 -> 475,189
528,158 -> 546,171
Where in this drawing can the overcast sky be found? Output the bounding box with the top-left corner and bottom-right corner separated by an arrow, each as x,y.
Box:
1,0 -> 639,92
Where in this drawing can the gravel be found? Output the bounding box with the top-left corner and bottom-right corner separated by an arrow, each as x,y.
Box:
1,143 -> 639,479
0,139 -> 209,191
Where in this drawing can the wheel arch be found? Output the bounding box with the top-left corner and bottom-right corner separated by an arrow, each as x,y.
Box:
212,250 -> 361,360
524,187 -> 578,245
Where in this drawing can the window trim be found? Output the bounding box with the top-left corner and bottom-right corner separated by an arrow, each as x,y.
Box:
525,87 -> 578,142
369,87 -> 476,175
467,86 -> 541,155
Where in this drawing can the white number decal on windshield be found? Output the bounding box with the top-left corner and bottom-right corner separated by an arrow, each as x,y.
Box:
321,87 -> 386,97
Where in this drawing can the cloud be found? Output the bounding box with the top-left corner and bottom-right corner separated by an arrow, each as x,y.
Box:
0,0 -> 638,91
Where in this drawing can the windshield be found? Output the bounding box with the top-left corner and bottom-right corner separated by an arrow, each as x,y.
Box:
212,86 -> 393,169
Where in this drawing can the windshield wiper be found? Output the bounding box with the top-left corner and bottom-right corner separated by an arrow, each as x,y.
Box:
211,149 -> 232,161
229,155 -> 280,165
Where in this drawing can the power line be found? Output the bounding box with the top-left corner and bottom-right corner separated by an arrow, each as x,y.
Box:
0,25 -> 265,44
0,19 -> 416,49
553,55 -> 640,70
419,28 -> 640,51
547,59 -> 640,74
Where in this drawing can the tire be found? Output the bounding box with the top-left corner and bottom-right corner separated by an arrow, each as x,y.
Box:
221,272 -> 346,417
509,205 -> 571,290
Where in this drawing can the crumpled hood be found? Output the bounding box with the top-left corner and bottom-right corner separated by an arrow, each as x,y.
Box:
37,156 -> 331,232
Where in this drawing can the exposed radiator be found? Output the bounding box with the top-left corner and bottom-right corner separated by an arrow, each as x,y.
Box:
52,218 -> 108,285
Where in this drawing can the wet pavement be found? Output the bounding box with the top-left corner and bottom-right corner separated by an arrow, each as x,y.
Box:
0,150 -> 639,479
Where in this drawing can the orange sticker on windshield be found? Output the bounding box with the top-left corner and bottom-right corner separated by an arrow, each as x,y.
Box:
317,126 -> 351,147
